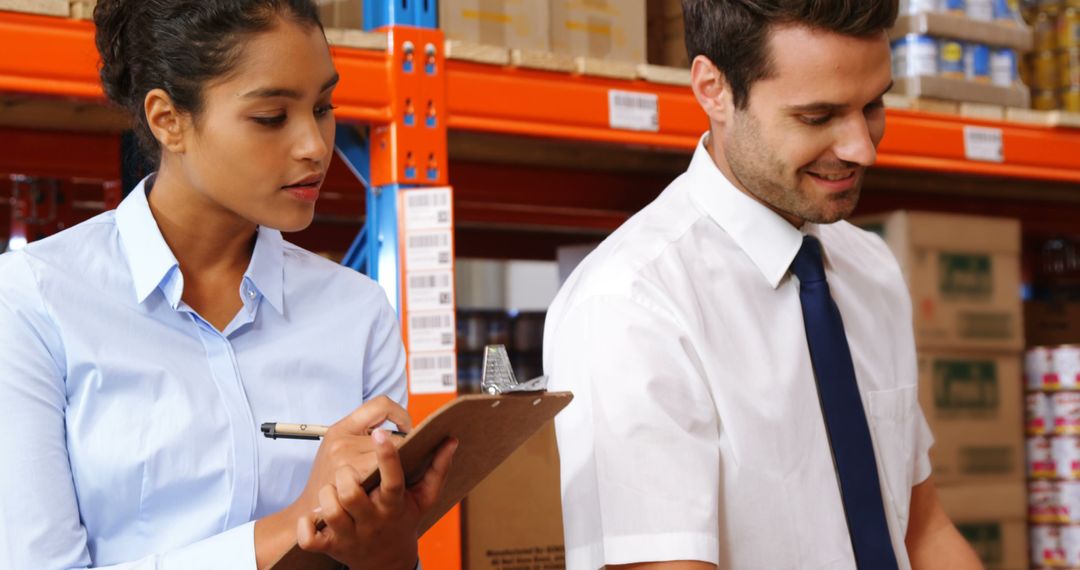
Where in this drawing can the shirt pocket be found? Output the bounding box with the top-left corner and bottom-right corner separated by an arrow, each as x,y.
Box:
867,384 -> 918,534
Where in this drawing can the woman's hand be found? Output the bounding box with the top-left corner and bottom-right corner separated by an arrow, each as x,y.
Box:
289,396 -> 414,518
296,429 -> 458,569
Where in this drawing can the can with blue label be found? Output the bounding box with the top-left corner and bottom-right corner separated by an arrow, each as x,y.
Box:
892,35 -> 939,77
944,0 -> 966,14
991,48 -> 1018,86
966,43 -> 991,83
939,38 -> 967,79
993,0 -> 1019,22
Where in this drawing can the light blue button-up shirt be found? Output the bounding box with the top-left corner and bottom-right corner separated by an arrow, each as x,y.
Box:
0,177 -> 407,569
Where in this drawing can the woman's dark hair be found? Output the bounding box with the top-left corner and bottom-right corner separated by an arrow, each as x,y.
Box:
682,0 -> 898,109
94,0 -> 323,165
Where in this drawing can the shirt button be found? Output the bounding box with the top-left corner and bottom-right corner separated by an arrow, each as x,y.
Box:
246,289 -> 257,300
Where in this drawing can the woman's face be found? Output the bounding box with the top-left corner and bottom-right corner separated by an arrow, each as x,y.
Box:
177,16 -> 338,233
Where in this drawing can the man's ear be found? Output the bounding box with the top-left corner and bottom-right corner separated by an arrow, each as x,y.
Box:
690,55 -> 734,127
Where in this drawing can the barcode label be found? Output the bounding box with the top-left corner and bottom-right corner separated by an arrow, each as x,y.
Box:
409,233 -> 450,249
409,350 -> 457,394
609,90 -> 659,132
406,269 -> 454,310
402,187 -> 452,230
407,310 -> 455,352
405,229 -> 452,270
409,273 -> 452,289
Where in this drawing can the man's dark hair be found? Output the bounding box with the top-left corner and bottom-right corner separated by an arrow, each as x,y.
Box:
682,0 -> 898,109
94,0 -> 323,166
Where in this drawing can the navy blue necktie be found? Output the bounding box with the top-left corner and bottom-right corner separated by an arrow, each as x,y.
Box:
790,235 -> 898,570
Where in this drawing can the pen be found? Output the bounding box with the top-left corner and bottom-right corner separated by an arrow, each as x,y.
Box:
260,422 -> 408,441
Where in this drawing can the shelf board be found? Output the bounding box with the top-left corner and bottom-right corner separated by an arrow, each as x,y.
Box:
4,11 -> 1080,184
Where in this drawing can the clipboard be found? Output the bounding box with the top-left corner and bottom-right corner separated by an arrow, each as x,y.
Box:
269,390 -> 574,570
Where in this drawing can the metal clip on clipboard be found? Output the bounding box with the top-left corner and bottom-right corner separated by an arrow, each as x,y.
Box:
480,345 -> 549,394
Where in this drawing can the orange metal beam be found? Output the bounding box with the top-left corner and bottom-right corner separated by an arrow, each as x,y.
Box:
4,11 -> 1080,182
878,110 -> 1080,183
445,61 -> 707,150
0,13 -> 101,99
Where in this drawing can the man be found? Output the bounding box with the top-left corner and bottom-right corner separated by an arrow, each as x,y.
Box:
543,1 -> 984,569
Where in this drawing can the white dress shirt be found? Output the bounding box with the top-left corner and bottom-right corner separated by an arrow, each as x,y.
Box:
544,137 -> 934,570
0,176 -> 407,569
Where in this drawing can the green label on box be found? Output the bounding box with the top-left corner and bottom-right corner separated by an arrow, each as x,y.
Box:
959,446 -> 1014,474
957,311 -> 1015,340
939,253 -> 993,299
956,523 -> 1003,566
933,360 -> 999,413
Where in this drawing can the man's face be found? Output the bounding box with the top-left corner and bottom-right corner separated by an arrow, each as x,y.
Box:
717,24 -> 893,226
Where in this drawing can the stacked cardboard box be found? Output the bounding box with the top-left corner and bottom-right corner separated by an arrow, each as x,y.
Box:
439,0 -> 550,52
462,422 -> 564,570
550,0 -> 646,64
857,211 -> 1026,569
317,0 -> 363,30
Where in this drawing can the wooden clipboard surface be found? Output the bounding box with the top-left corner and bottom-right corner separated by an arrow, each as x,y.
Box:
270,391 -> 573,570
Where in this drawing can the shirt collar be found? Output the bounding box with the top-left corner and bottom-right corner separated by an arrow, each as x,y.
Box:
685,133 -> 809,289
116,174 -> 285,315
246,226 -> 285,316
116,176 -> 182,306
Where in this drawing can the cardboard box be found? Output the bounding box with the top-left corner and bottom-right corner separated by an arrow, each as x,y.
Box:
463,422 -> 565,570
440,0 -> 549,51
0,0 -> 68,16
889,12 -> 1033,51
317,0 -> 362,30
918,351 -> 1024,485
855,211 -> 1024,352
937,482 -> 1028,570
1025,300 -> 1080,347
551,0 -> 646,64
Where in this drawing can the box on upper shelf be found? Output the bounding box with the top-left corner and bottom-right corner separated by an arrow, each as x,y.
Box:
317,0 -> 362,30
854,211 -> 1024,352
551,0 -> 646,64
440,0 -> 549,51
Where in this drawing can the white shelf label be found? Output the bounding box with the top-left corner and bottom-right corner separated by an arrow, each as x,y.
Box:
408,351 -> 457,394
963,126 -> 1004,163
405,229 -> 452,271
609,90 -> 659,132
405,269 -> 454,311
402,187 -> 452,230
407,310 -> 456,352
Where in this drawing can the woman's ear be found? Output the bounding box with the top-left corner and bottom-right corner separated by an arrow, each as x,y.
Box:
144,88 -> 189,154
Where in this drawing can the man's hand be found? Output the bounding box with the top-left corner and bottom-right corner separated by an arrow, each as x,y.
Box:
296,429 -> 458,569
906,477 -> 984,569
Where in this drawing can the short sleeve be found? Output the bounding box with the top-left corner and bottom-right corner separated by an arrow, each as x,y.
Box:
546,295 -> 720,569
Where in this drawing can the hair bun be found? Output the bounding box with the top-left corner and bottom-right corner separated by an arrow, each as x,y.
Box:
93,0 -> 140,110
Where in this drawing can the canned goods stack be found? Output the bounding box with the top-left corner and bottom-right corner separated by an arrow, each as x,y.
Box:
1024,0 -> 1080,111
456,309 -> 545,393
894,34 -> 1023,87
1027,344 -> 1080,568
891,0 -> 1030,106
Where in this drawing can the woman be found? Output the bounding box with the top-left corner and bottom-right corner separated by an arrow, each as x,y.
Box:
0,1 -> 455,568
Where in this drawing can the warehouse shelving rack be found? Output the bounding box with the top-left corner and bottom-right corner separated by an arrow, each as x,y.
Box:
5,2 -> 1080,567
